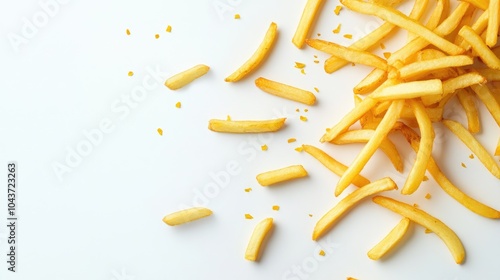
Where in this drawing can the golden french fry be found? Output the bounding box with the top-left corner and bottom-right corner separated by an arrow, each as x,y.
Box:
330,130 -> 404,172
164,64 -> 210,90
208,118 -> 286,133
495,138 -> 500,156
255,77 -> 316,105
457,89 -> 481,134
302,144 -> 371,187
313,177 -> 397,240
476,69 -> 500,81
371,79 -> 443,100
399,105 -> 443,122
256,165 -> 308,186
461,0 -> 488,10
422,72 -> 486,106
306,39 -> 389,71
340,0 -> 464,55
458,26 -> 500,70
245,218 -> 273,261
225,22 -> 277,82
373,196 -> 465,264
443,119 -> 500,179
335,100 -> 404,196
486,0 -> 499,47
367,218 -> 411,260
162,207 -> 213,226
459,9 -> 489,50
292,0 -> 324,48
354,69 -> 388,94
401,100 -> 434,195
470,84 -> 500,126
398,55 -> 473,80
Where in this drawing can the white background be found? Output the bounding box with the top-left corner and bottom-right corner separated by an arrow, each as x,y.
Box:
0,0 -> 499,279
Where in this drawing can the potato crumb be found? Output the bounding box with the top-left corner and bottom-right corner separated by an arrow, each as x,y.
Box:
175,102 -> 181,108
308,214 -> 313,217
155,34 -> 160,39
317,33 -> 321,36
314,87 -> 319,93
380,43 -> 386,49
413,203 -> 419,208
333,24 -> 342,34
422,175 -> 429,181
314,55 -> 318,58
244,188 -> 252,192
295,147 -> 303,152
295,108 -> 300,112
425,228 -> 432,234
288,138 -> 297,143
300,115 -> 308,122
425,193 -> 431,199
157,128 -> 163,136
334,5 -> 342,15
234,14 -> 241,19
319,250 -> 326,256
383,52 -> 391,59
126,29 -> 131,35
347,277 -> 358,280
314,60 -> 320,64
343,34 -> 353,39
245,214 -> 253,219
226,115 -> 231,121
166,25 -> 172,32
295,62 -> 306,69
304,109 -> 309,112
300,69 -> 306,75
128,71 -> 134,77
469,153 -> 474,159
461,162 -> 467,168
261,144 -> 268,151
272,205 -> 280,211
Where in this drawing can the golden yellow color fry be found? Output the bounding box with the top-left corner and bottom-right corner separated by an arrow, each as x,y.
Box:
495,138 -> 500,156
164,64 -> 210,90
335,100 -> 404,196
408,0 -> 446,42
340,0 -> 464,55
476,69 -> 500,81
373,196 -> 465,264
461,0 -> 488,10
313,177 -> 397,240
256,165 -> 308,186
371,79 -> 443,100
302,144 -> 371,187
486,0 -> 499,47
255,77 -> 316,105
330,130 -> 404,172
225,22 -> 277,82
399,106 -> 443,122
458,26 -> 500,70
208,118 -> 286,133
422,72 -> 486,106
367,218 -> 411,260
398,55 -> 473,80
245,218 -> 273,261
354,69 -> 388,94
443,120 -> 500,179
457,89 -> 481,134
292,0 -> 324,48
470,84 -> 500,126
459,9 -> 489,50
162,207 -> 213,226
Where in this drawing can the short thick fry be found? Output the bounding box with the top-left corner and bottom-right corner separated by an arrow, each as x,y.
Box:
256,165 -> 308,186
313,177 -> 397,240
398,55 -> 473,80
302,144 -> 371,187
164,64 -> 210,90
255,77 -> 316,105
367,218 -> 411,260
162,207 -> 213,226
245,218 -> 273,261
371,79 -> 443,100
458,26 -> 500,70
208,118 -> 286,133
225,22 -> 277,82
373,196 -> 465,264
443,119 -> 500,178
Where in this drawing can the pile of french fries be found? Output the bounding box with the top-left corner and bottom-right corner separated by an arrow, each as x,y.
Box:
161,0 -> 500,266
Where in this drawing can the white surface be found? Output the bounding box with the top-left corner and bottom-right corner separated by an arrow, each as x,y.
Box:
0,0 -> 499,279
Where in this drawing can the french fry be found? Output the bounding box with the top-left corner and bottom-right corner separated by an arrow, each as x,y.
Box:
313,177 -> 397,240
476,69 -> 500,81
292,0 -> 324,48
371,79 -> 443,100
340,0 -> 464,55
486,0 -> 499,47
461,0 -> 488,10
457,89 -> 481,134
302,144 -> 371,187
354,69 -> 388,94
164,64 -> 210,90
459,9 -> 489,50
470,84 -> 500,126
399,105 -> 443,122
367,218 -> 411,260
306,39 -> 389,71
373,196 -> 465,264
408,0 -> 446,42
335,100 -> 404,196
442,119 -> 500,179
422,72 -> 486,106
208,118 -> 286,133
162,207 -> 213,226
256,165 -> 308,186
458,26 -> 500,70
255,77 -> 316,105
496,138 -> 500,156
225,22 -> 277,82
330,130 -> 404,172
397,55 -> 473,80
245,218 -> 273,261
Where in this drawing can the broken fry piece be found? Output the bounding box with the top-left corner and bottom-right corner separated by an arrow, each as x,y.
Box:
164,64 -> 210,90
162,207 -> 213,226
255,77 -> 316,105
208,118 -> 286,133
256,165 -> 308,186
245,218 -> 274,261
367,218 -> 410,260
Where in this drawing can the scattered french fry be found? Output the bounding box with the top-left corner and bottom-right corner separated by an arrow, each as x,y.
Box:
292,0 -> 324,48
162,207 -> 213,226
255,77 -> 316,105
256,165 -> 308,186
367,218 -> 411,260
208,118 -> 286,133
245,218 -> 274,261
164,64 -> 210,90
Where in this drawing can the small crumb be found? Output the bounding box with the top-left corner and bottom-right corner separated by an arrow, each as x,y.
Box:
333,24 -> 342,34
319,250 -> 326,256
288,138 -> 297,143
295,146 -> 303,152
272,205 -> 280,211
308,214 -> 313,217
314,55 -> 318,58
383,52 -> 391,59
343,34 -> 353,39
304,108 -> 309,112
413,203 -> 419,208
313,60 -> 320,64
314,87 -> 319,93
295,108 -> 300,112
461,162 -> 467,168
334,5 -> 343,15
380,43 -> 386,49
300,69 -> 306,75
155,34 -> 160,39
261,144 -> 268,151
347,277 -> 358,280
157,128 -> 163,136
351,62 -> 355,66
326,128 -> 331,132
244,188 -> 252,192
317,33 -> 321,36
245,214 -> 253,219
295,62 -> 306,69
226,115 -> 232,121
422,175 -> 429,181
300,116 -> 308,122
166,25 -> 172,32
126,29 -> 131,35
128,71 -> 134,77
469,153 -> 474,159
175,102 -> 181,108
425,193 -> 431,199
424,228 -> 432,234
234,14 -> 240,19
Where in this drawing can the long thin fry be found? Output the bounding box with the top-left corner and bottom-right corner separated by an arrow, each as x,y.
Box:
208,118 -> 286,133
457,89 -> 481,134
255,77 -> 316,105
470,84 -> 500,126
371,79 -> 443,100
292,0 -> 324,48
367,218 -> 411,260
398,55 -> 473,80
458,26 -> 500,70
486,0 -> 499,47
422,72 -> 486,106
